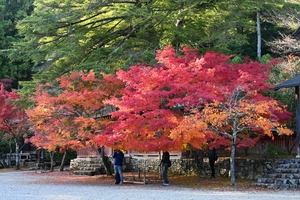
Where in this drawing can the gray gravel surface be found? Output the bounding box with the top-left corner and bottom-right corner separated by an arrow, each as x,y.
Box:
1,170 -> 300,200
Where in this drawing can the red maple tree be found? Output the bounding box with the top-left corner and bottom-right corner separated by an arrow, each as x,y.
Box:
96,46 -> 292,185
27,71 -> 124,171
0,81 -> 30,169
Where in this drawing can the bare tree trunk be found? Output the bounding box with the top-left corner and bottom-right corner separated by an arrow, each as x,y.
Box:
8,139 -> 12,167
230,136 -> 237,186
59,150 -> 67,171
192,149 -> 205,178
173,9 -> 184,53
99,146 -> 112,175
0,152 -> 5,168
0,160 -> 4,168
257,11 -> 261,60
15,138 -> 20,170
49,151 -> 55,172
284,135 -> 296,155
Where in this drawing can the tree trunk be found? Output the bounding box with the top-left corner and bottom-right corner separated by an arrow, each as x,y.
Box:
173,9 -> 184,53
230,136 -> 237,186
8,139 -> 12,167
284,135 -> 296,155
99,146 -> 112,175
192,149 -> 205,178
49,151 -> 55,172
0,153 -> 6,168
15,138 -> 20,170
257,11 -> 261,60
0,160 -> 4,168
59,150 -> 67,171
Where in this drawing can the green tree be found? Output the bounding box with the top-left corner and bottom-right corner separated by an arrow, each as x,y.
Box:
0,0 -> 34,88
12,0 -> 297,101
266,55 -> 300,154
16,0 -> 165,81
14,0 -> 286,83
266,1 -> 300,56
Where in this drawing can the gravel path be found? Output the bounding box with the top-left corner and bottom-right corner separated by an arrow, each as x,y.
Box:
1,170 -> 300,200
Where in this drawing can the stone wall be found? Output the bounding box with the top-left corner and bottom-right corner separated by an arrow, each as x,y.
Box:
123,157 -> 270,179
70,156 -> 274,179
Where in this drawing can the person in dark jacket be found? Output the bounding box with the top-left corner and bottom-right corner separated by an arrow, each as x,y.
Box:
113,149 -> 124,184
208,148 -> 217,179
160,151 -> 171,186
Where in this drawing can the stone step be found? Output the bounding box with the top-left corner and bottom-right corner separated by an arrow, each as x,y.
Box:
291,164 -> 300,168
275,168 -> 300,173
257,178 -> 275,184
76,165 -> 102,169
253,159 -> 300,190
79,167 -> 101,171
265,174 -> 280,178
252,183 -> 290,189
265,173 -> 300,178
276,159 -> 300,164
79,163 -> 102,166
79,164 -> 101,166
258,177 -> 300,183
74,170 -> 96,176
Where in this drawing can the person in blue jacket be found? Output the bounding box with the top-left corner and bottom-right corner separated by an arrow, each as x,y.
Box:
113,149 -> 124,184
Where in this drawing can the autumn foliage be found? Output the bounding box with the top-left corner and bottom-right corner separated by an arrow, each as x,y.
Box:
94,46 -> 292,154
26,71 -> 124,152
23,45 -> 293,185
25,46 -> 292,157
0,82 -> 28,140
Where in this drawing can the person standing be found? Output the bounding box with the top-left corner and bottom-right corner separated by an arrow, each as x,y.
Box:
208,148 -> 217,179
113,149 -> 124,184
160,151 -> 171,186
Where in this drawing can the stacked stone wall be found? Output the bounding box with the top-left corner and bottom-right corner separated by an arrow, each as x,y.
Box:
126,157 -> 268,179
70,156 -> 282,180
